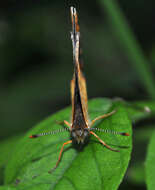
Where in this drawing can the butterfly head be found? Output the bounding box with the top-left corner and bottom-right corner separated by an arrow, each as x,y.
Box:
71,127 -> 90,144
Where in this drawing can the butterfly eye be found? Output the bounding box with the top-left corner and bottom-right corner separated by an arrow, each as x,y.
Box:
71,129 -> 76,138
84,129 -> 89,137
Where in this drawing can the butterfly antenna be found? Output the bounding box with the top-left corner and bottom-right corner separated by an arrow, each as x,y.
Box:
90,128 -> 130,136
29,128 -> 70,138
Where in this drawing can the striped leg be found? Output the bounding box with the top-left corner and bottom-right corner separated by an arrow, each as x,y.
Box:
48,140 -> 72,173
90,131 -> 119,152
56,120 -> 71,129
90,110 -> 116,127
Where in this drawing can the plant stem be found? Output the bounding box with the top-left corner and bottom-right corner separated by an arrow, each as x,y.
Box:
100,0 -> 155,99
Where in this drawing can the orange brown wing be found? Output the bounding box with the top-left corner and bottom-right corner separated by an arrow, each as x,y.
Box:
70,7 -> 89,127
77,63 -> 89,125
70,76 -> 75,124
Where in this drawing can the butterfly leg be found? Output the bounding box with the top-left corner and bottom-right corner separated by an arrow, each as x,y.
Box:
90,110 -> 116,127
48,140 -> 72,173
56,120 -> 71,129
90,131 -> 119,152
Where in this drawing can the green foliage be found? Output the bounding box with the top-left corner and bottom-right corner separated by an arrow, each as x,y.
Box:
115,100 -> 154,122
127,127 -> 154,186
100,0 -> 155,99
146,130 -> 155,190
0,135 -> 23,185
3,98 -> 132,190
128,162 -> 145,185
0,186 -> 17,190
0,135 -> 22,168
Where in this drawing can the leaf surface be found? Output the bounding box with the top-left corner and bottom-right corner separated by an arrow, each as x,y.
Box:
0,186 -> 17,190
146,129 -> 155,190
4,98 -> 132,190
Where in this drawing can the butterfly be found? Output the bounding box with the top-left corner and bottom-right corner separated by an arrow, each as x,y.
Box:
29,6 -> 129,173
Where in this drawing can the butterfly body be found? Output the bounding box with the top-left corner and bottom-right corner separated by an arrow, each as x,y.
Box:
70,7 -> 90,144
30,6 -> 129,173
71,64 -> 89,144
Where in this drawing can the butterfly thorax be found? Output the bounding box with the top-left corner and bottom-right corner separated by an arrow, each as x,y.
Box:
71,110 -> 90,144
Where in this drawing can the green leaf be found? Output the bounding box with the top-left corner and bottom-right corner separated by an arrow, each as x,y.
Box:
0,135 -> 22,168
0,186 -> 17,190
145,129 -> 155,190
0,135 -> 22,185
127,101 -> 155,122
4,98 -> 132,190
112,100 -> 154,123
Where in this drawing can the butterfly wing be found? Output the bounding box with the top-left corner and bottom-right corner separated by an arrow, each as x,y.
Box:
70,7 -> 89,127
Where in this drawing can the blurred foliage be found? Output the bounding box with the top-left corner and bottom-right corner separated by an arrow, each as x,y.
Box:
0,0 -> 154,190
146,129 -> 155,190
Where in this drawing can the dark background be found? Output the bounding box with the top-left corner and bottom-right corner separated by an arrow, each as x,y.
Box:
0,0 -> 154,189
